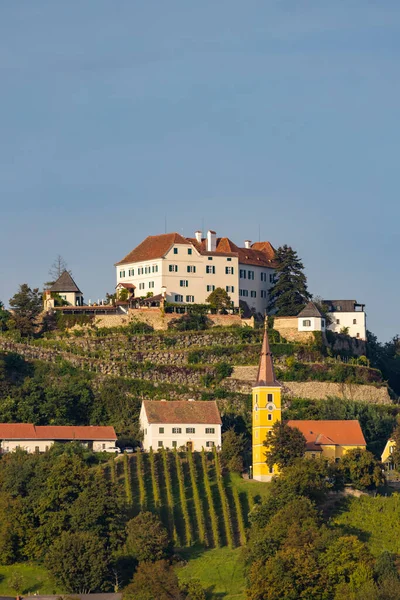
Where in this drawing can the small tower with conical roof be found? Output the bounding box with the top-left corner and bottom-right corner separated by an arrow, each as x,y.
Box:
252,323 -> 282,481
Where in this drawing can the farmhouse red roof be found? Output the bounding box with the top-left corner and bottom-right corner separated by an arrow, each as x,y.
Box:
116,233 -> 188,265
0,424 -> 117,441
143,400 -> 222,425
286,420 -> 366,448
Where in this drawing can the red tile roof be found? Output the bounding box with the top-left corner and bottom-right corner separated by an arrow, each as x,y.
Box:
0,423 -> 36,439
0,424 -> 116,441
116,233 -> 189,266
186,236 -> 276,267
286,420 -> 366,448
116,232 -> 276,268
143,400 -> 222,425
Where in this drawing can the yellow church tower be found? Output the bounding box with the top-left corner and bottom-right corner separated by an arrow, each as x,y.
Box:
252,324 -> 282,481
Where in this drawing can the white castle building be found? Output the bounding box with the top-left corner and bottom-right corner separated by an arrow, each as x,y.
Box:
115,230 -> 277,315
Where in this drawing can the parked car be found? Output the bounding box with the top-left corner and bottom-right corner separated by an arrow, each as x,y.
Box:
103,446 -> 121,454
124,447 -> 134,454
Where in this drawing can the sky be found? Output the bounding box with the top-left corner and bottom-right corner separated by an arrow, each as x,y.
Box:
0,1 -> 399,341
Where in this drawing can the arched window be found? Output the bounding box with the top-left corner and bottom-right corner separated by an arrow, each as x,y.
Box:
353,319 -> 357,324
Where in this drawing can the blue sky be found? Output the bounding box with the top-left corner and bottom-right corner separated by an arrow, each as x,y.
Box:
0,1 -> 399,341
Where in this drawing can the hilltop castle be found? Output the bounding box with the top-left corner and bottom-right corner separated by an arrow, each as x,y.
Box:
252,327 -> 367,481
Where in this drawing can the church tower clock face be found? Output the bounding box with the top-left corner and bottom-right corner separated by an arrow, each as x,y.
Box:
267,403 -> 275,411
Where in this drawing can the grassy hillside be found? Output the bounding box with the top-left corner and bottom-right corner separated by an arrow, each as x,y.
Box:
177,546 -> 246,600
109,449 -> 269,549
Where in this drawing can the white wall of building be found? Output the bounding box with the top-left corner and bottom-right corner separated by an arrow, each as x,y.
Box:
298,316 -> 326,332
60,291 -> 84,306
140,410 -> 221,451
239,265 -> 275,315
116,243 -> 241,307
0,439 -> 117,454
328,311 -> 367,340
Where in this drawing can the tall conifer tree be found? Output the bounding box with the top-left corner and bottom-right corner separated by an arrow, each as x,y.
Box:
268,245 -> 311,315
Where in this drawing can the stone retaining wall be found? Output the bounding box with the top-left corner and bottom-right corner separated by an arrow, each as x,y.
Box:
94,308 -> 250,330
226,366 -> 391,404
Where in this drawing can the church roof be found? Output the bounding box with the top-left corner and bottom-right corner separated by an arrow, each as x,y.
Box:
297,302 -> 323,318
286,420 -> 366,449
255,327 -> 281,387
49,271 -> 81,293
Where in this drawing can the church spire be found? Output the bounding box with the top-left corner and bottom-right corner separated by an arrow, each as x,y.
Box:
255,322 -> 281,387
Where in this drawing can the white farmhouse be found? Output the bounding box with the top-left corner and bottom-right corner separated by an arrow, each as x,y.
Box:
323,300 -> 367,340
0,424 -> 117,454
115,230 -> 277,315
297,302 -> 326,333
140,400 -> 222,452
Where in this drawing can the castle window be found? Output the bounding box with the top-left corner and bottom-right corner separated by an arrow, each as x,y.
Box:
226,267 -> 234,275
268,414 -> 272,421
336,319 -> 340,325
206,265 -> 215,274
268,393 -> 273,402
269,467 -> 274,474
353,319 -> 357,324
303,320 -> 311,327
173,248 -> 178,254
356,333 -> 360,338
188,248 -> 192,255
159,427 -> 164,434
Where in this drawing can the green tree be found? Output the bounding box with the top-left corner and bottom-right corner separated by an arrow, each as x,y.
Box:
206,287 -> 232,312
268,245 -> 311,315
0,301 -> 10,331
69,472 -> 125,551
320,535 -> 373,587
339,448 -> 385,490
125,512 -> 170,563
123,560 -> 182,600
264,422 -> 307,470
180,579 -> 206,600
46,531 -> 108,593
221,428 -> 246,472
8,571 -> 26,594
9,284 -> 42,336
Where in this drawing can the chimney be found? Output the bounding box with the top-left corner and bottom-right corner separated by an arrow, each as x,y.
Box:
244,240 -> 252,249
195,230 -> 202,243
206,230 -> 216,252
